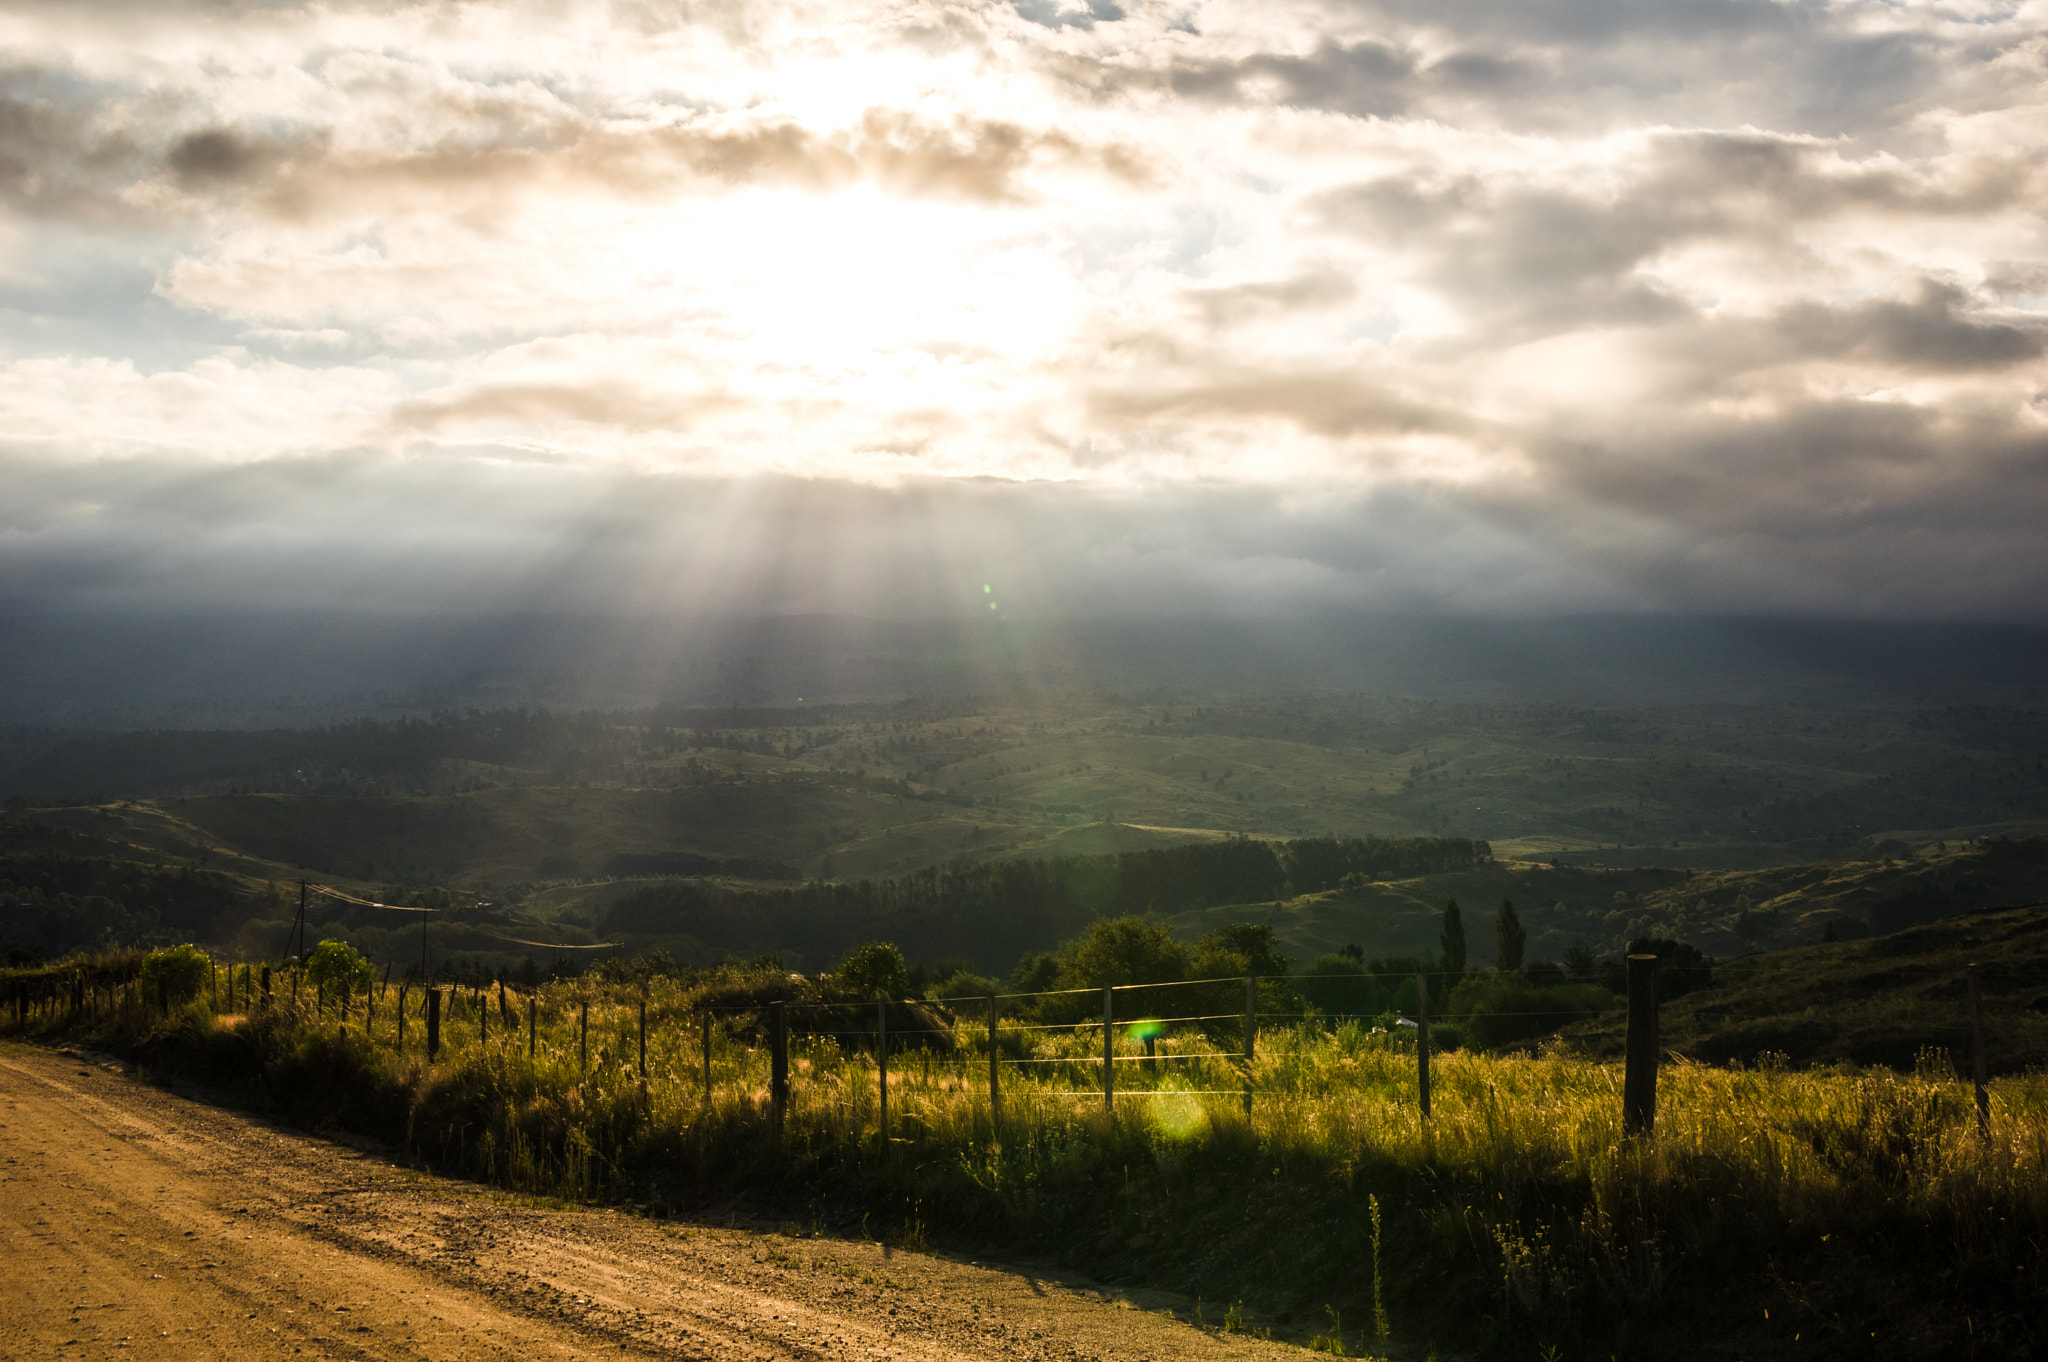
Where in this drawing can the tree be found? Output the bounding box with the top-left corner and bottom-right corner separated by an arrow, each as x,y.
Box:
1495,896 -> 1526,973
1439,898 -> 1467,983
1056,916 -> 1190,989
834,941 -> 909,998
305,939 -> 375,998
1189,922 -> 1291,978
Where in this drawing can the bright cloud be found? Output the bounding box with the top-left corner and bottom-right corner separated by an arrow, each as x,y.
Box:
1,0 -> 2045,617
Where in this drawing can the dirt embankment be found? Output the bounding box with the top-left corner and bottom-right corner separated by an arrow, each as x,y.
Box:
0,1044 -> 1298,1361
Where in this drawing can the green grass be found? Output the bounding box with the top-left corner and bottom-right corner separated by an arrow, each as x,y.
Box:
10,958 -> 2043,1359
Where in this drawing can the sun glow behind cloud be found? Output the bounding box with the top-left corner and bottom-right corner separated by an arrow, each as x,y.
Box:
1,0 -> 2046,618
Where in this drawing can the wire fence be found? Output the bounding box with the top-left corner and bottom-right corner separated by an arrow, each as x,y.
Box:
7,950 -> 2032,1141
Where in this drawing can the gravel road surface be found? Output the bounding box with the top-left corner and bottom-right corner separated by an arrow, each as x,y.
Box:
0,1044 -> 1301,1361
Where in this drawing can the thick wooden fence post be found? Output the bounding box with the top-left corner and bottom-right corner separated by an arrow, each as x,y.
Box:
1102,986 -> 1115,1113
426,988 -> 441,1060
1415,972 -> 1431,1120
877,998 -> 889,1136
1242,974 -> 1256,1119
770,1001 -> 789,1124
638,995 -> 648,1082
1967,964 -> 1989,1137
579,1001 -> 589,1079
1623,954 -> 1660,1136
261,966 -> 271,1004
987,994 -> 1000,1127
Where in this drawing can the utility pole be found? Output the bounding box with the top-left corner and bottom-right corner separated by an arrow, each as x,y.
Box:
287,881 -> 308,961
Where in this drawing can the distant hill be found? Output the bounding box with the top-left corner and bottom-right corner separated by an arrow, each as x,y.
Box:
1160,837 -> 2048,969
1566,901 -> 2048,1075
8,693 -> 2048,873
5,611 -> 2047,727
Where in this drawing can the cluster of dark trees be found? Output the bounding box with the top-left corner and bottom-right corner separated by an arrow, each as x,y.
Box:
2,708 -> 631,798
601,835 -> 1492,969
1289,895 -> 1713,1049
0,818 -> 257,958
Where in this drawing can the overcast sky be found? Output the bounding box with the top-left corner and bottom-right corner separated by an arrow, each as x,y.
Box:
2,0 -> 2045,622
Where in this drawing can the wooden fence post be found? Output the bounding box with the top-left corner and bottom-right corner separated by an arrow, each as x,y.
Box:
261,966 -> 271,1003
638,994 -> 648,1082
877,998 -> 889,1136
1102,986 -> 1115,1113
701,1010 -> 712,1100
579,1000 -> 589,1079
426,987 -> 441,1060
987,994 -> 1000,1127
1623,954 -> 1659,1136
1242,974 -> 1256,1119
398,985 -> 408,1047
770,1001 -> 789,1124
529,994 -> 537,1059
1968,964 -> 1989,1137
479,987 -> 488,1047
210,964 -> 217,1013
1415,972 -> 1431,1120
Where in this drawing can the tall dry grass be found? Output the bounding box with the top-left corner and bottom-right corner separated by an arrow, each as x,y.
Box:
7,967 -> 2042,1357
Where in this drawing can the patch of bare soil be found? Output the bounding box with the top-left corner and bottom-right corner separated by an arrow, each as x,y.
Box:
0,1043 -> 1301,1361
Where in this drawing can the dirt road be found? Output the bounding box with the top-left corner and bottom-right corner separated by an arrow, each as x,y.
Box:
0,1044 -> 1301,1361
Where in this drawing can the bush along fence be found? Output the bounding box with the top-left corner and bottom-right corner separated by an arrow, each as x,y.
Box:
9,947 -> 2035,1148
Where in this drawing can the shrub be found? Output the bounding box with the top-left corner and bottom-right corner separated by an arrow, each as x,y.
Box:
137,944 -> 211,1004
927,967 -> 1001,1000
1449,974 -> 1618,1050
834,941 -> 909,998
305,938 -> 376,998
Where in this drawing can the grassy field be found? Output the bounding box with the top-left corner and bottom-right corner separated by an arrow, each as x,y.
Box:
13,693 -> 2048,882
7,951 -> 2043,1360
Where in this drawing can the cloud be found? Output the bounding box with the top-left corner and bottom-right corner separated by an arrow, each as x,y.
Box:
0,74 -> 149,220
0,0 -> 2044,624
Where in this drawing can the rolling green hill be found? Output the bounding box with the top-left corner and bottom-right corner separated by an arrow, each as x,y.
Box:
1566,901 -> 2048,1074
9,694 -> 2048,864
1159,836 -> 2048,970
